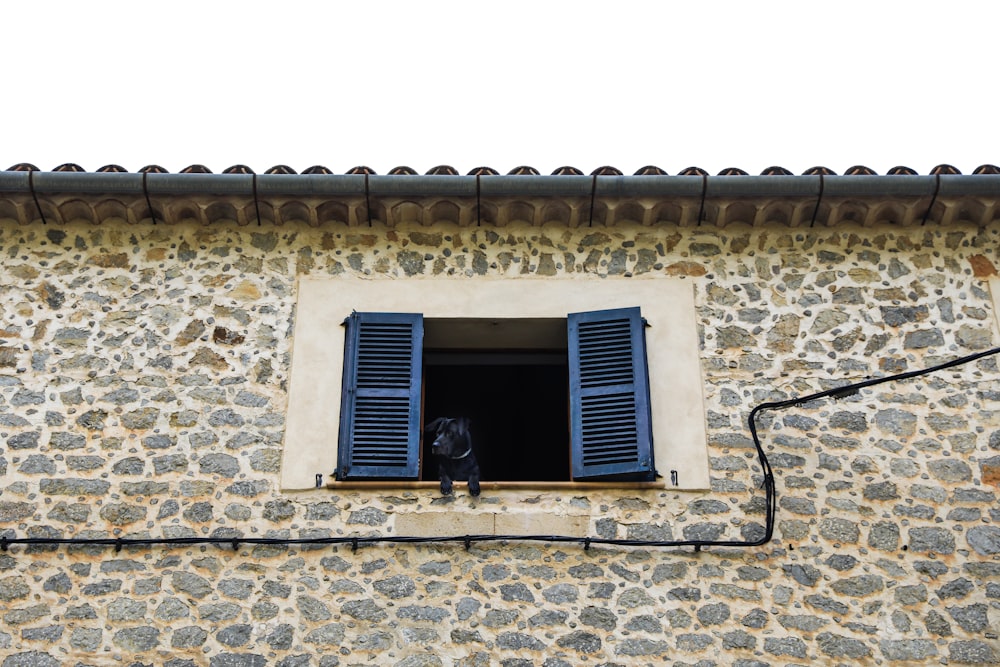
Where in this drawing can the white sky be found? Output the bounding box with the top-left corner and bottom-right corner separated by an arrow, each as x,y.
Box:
5,1 -> 998,176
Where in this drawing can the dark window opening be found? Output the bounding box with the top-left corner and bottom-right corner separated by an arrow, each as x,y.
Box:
423,353 -> 570,482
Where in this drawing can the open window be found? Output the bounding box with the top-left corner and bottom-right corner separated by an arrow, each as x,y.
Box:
336,307 -> 655,483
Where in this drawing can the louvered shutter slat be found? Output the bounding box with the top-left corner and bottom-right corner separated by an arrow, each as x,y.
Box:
337,313 -> 422,479
568,307 -> 654,480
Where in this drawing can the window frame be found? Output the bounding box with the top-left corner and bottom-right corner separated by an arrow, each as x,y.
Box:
336,307 -> 656,483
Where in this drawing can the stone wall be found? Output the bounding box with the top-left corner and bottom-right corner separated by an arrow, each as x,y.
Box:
0,220 -> 999,666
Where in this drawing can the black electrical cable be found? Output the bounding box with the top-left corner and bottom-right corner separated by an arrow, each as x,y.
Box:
2,345 -> 997,554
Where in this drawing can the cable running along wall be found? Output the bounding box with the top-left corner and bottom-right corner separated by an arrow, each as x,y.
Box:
2,346 -> 998,554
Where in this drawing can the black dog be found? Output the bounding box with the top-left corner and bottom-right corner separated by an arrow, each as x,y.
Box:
425,417 -> 480,497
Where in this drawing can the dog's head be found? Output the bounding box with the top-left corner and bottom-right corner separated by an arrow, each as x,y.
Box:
426,417 -> 470,458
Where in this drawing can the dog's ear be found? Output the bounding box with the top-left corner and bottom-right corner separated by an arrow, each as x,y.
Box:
457,417 -> 471,435
424,417 -> 445,433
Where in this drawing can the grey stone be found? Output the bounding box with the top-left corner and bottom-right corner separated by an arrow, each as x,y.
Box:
70,627 -> 102,651
782,563 -> 820,586
142,434 -> 176,449
763,637 -> 807,658
741,608 -> 769,628
355,630 -> 393,650
43,572 -> 71,594
209,655 -> 267,667
967,525 -> 1000,555
909,526 -> 956,554
556,630 -> 601,653
619,587 -> 656,607
530,609 -> 568,627
682,522 -> 726,541
697,602 -> 730,625
374,575 -> 415,599
262,580 -> 291,598
668,587 -> 701,602
172,626 -> 208,648
624,614 -> 661,633
938,578 -> 974,600
266,624 -> 294,650
500,582 -> 535,602
722,630 -> 756,650
482,609 -> 518,628
82,579 -> 122,596
0,501 -> 35,521
863,480 -> 898,500
113,626 -> 160,651
830,411 -> 867,432
263,499 -> 295,522
200,603 -> 241,622
880,639 -> 938,661
497,632 -> 545,651
904,328 -> 944,349
304,623 -> 346,645
342,599 -> 387,622
2,652 -> 61,667
395,656 -> 442,667
825,554 -> 857,571
66,455 -> 104,471
21,626 -> 63,641
651,562 -> 688,582
198,453 -> 240,478
949,603 -> 989,633
915,560 -> 949,578
227,480 -> 269,498
171,572 -> 212,599
397,606 -> 449,623
109,598 -> 147,621
157,499 -> 180,520
347,506 -> 387,525
155,598 -> 190,621
778,496 -> 816,515
817,632 -> 871,659
100,503 -> 147,525
217,624 -> 252,647
616,638 -> 669,656
831,574 -> 884,597
875,409 -> 917,436
18,455 -> 55,474
676,633 -> 714,651
7,432 -> 40,449
868,521 -> 900,550
892,584 -> 927,606
296,596 -> 331,621
949,640 -> 1000,664
928,458 -> 972,482
777,614 -> 825,632
579,605 -> 616,630
542,583 -> 578,604
39,478 -> 109,495
152,454 -> 187,474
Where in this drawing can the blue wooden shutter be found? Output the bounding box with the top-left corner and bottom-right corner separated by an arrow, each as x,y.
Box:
568,307 -> 655,481
337,312 -> 423,479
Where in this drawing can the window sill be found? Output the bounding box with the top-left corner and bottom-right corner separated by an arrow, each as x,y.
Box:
327,481 -> 666,491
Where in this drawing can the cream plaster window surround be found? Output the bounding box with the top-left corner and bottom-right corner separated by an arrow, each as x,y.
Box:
282,277 -> 710,492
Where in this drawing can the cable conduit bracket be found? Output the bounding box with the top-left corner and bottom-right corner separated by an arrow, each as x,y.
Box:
696,174 -> 707,227
252,173 -> 262,227
141,171 -> 158,225
921,173 -> 941,226
28,170 -> 47,225
809,173 -> 825,228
